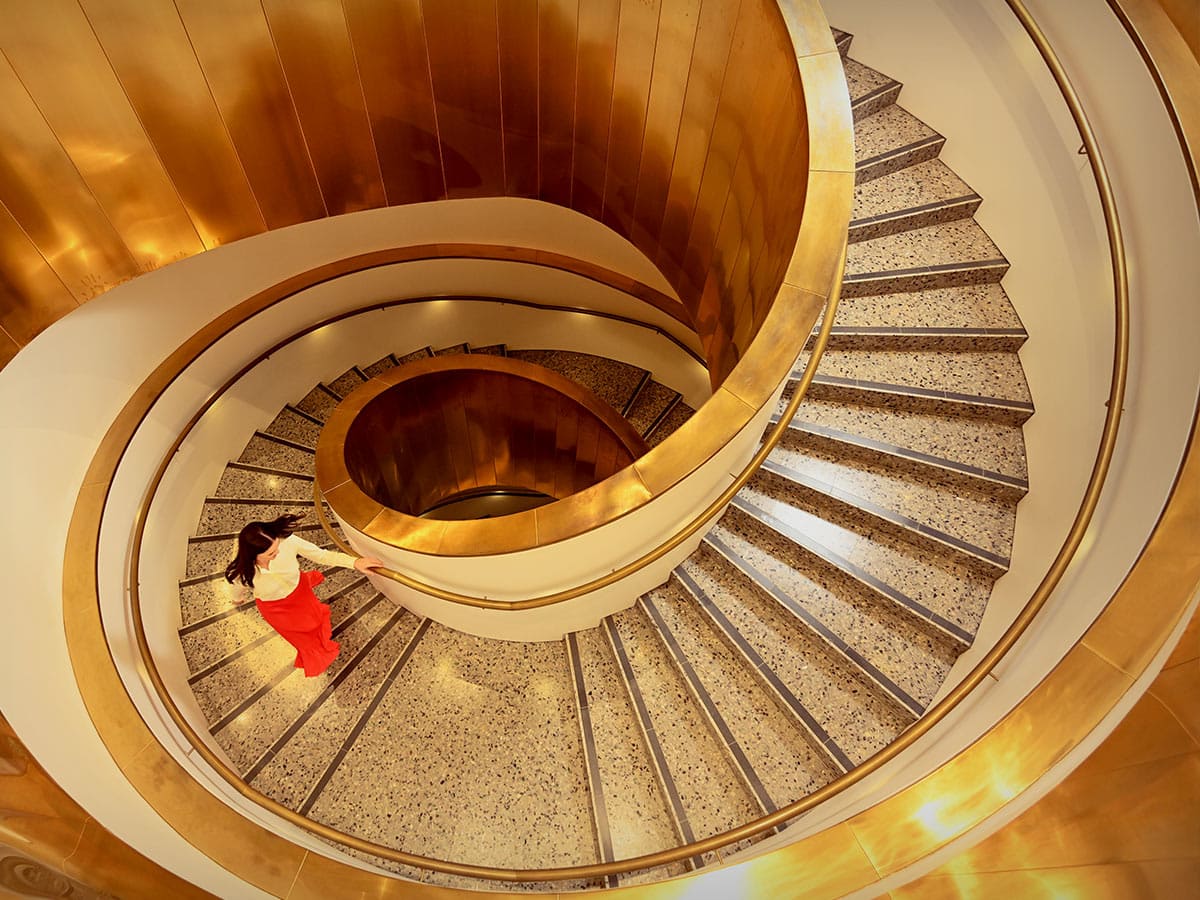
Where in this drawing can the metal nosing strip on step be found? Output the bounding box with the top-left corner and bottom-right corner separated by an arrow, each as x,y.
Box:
283,404 -> 324,426
565,632 -> 618,888
351,365 -> 369,381
704,534 -> 925,719
673,567 -> 853,774
638,595 -> 777,818
856,134 -> 944,168
814,326 -> 1027,340
621,370 -> 652,418
188,630 -> 276,685
842,258 -> 1009,285
798,373 -> 1035,420
243,604 -> 410,783
774,416 -> 1028,494
729,496 -> 974,647
851,80 -> 900,110
298,616 -> 432,817
202,496 -> 315,510
849,194 -> 982,230
248,431 -> 318,455
758,456 -> 1011,573
643,393 -> 682,440
603,617 -> 702,869
317,382 -> 343,401
178,600 -> 254,636
223,460 -> 315,481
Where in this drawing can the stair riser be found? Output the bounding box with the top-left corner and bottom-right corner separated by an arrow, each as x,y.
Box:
194,500 -> 314,538
811,331 -> 1027,352
795,382 -> 1033,426
295,386 -> 340,422
852,81 -> 902,123
841,261 -> 1008,297
856,137 -> 944,184
849,196 -> 982,243
238,435 -> 316,474
214,467 -> 313,502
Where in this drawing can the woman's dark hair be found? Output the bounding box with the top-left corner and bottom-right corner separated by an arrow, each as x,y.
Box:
223,514 -> 305,588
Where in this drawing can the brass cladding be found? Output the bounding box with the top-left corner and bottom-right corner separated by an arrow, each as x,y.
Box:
0,0 -> 807,385
321,355 -> 649,518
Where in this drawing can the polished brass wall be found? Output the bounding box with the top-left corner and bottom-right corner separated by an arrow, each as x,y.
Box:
0,0 -> 807,383
334,356 -> 650,516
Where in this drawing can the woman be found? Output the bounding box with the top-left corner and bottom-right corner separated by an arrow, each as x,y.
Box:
224,514 -> 384,677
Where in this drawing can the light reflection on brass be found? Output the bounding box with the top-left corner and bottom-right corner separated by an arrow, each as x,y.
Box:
572,0 -> 621,219
539,0 -> 580,207
497,0 -> 540,198
0,202 -> 79,345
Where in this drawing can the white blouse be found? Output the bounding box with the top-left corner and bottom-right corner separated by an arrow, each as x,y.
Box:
253,534 -> 358,601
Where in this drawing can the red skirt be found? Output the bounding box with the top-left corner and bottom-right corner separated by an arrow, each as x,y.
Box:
256,570 -> 339,677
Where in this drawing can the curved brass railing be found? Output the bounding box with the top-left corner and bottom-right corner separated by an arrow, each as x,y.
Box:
58,0 -> 1160,891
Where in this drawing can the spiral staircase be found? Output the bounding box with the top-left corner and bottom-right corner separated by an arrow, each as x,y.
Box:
172,31 -> 1032,890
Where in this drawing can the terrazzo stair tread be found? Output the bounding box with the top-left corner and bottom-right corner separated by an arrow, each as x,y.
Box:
773,414 -> 1028,501
193,498 -> 314,537
793,397 -> 1029,482
854,104 -> 944,184
183,524 -> 327,579
247,612 -> 425,804
214,589 -> 399,772
508,349 -> 646,413
294,383 -> 342,421
237,432 -> 317,474
646,399 -> 695,447
709,516 -> 960,710
626,380 -> 680,437
814,325 -> 1027,352
361,353 -> 400,379
182,573 -> 371,684
641,582 -> 842,809
570,627 -> 689,880
832,28 -> 852,57
213,463 -> 313,501
263,405 -> 323,449
396,346 -> 435,363
468,343 -> 507,356
753,461 -> 1010,576
606,604 -> 763,858
849,159 -> 980,243
178,556 -> 343,629
302,623 -> 599,870
735,478 -> 993,638
327,366 -> 368,399
679,544 -> 913,765
843,219 -> 1008,296
434,342 -> 469,356
764,439 -> 1017,560
843,57 -> 901,122
620,370 -> 652,417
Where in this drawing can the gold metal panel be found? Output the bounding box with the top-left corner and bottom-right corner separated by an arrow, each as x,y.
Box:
439,507 -> 539,556
261,0 -> 386,216
633,390 -> 753,495
344,0 -> 445,205
365,508 -> 448,555
1164,605 -> 1198,669
535,468 -> 652,547
423,0 -> 506,198
497,0 -> 540,197
538,0 -> 580,206
60,818 -> 213,898
442,395 -> 478,493
0,202 -> 79,345
0,0 -> 204,271
533,393 -> 560,496
783,170 -> 854,295
892,860 -> 1200,900
324,480 -> 384,532
0,331 -> 19,370
290,848 -> 531,899
79,0 -> 266,249
654,0 -> 741,284
710,823 -> 880,900
0,55 -> 137,304
849,644 -> 1133,877
630,0 -> 703,253
1149,660 -> 1200,743
509,376 -> 539,490
175,0 -> 327,228
601,0 -> 661,236
796,52 -> 855,174
570,0 -> 620,219
775,0 -> 839,58
1082,688 -> 1198,773
554,410 -> 581,499
722,284 -> 824,408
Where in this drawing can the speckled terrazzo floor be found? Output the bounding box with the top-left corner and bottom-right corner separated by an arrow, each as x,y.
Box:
172,33 -> 1033,889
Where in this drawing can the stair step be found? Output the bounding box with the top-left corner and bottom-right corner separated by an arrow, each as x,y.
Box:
294,383 -> 342,421
627,380 -> 679,437
469,343 -> 507,356
829,282 -> 1025,334
213,463 -> 313,501
397,346 -> 435,363
855,105 -> 944,184
327,365 -> 368,399
569,627 -> 689,884
262,405 -> 322,449
843,57 -> 901,122
183,524 -> 326,580
755,459 -> 1009,576
361,353 -> 400,379
680,545 -> 911,766
814,325 -> 1026,352
215,591 -> 402,772
434,342 -> 469,356
844,219 -> 1008,296
832,28 -> 852,57
850,159 -> 979,242
606,607 -> 760,866
193,498 -> 314,538
295,622 -> 599,871
794,396 -> 1028,484
237,432 -> 317,474
508,349 -> 646,414
774,414 -> 1028,501
797,371 -> 1033,425
642,584 -> 840,808
646,398 -> 694,446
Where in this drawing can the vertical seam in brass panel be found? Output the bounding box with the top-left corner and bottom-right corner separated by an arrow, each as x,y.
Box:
0,46 -> 139,274
169,0 -> 269,233
566,0 -> 582,208
493,0 -> 507,195
417,0 -> 448,199
76,1 -> 208,250
60,815 -> 89,873
0,195 -> 77,309
626,1 -> 667,230
0,323 -> 20,350
283,850 -> 307,899
338,0 -> 388,208
597,0 -> 624,219
259,0 -> 330,217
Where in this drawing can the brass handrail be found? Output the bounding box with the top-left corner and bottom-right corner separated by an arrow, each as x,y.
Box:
64,0 -> 1136,888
